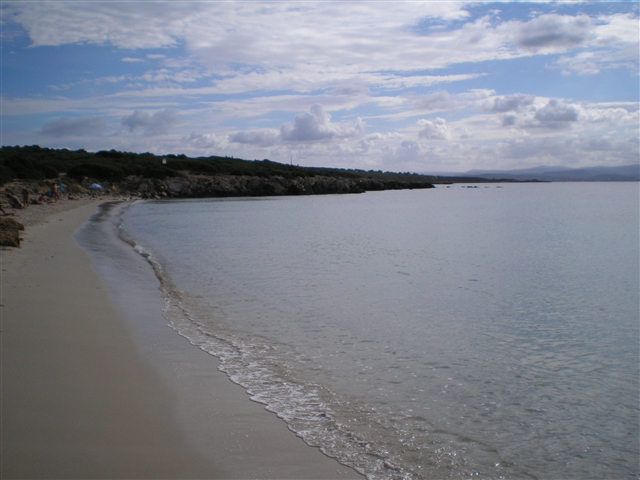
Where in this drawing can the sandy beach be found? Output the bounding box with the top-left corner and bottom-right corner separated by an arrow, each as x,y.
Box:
1,197 -> 362,479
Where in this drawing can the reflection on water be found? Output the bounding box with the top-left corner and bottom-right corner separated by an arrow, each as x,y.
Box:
121,183 -> 639,479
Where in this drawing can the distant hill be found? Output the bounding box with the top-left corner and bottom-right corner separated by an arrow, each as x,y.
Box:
430,164 -> 639,182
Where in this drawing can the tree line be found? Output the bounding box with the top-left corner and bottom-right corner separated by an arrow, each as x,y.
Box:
1,145 -> 440,186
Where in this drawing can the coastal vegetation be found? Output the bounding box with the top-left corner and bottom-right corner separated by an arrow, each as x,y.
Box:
1,145 -> 511,199
1,145 -> 415,183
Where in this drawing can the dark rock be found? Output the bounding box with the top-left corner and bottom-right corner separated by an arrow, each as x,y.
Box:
2,218 -> 25,231
0,218 -> 25,247
118,173 -> 433,199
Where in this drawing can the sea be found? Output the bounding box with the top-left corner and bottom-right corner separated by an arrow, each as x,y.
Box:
76,182 -> 639,480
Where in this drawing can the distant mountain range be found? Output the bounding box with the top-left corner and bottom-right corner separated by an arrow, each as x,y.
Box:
428,164 -> 639,182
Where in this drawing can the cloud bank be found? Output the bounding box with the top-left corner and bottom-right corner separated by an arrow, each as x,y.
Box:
41,116 -> 106,138
2,1 -> 637,172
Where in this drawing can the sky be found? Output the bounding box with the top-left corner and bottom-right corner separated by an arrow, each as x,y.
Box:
1,1 -> 638,173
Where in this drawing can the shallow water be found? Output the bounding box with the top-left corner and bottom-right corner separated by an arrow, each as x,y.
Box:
115,183 -> 637,479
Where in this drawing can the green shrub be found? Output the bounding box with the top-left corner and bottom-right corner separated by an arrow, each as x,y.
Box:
96,149 -> 124,159
0,165 -> 16,185
40,164 -> 59,179
142,165 -> 179,180
189,163 -> 219,175
67,163 -> 126,181
2,157 -> 58,181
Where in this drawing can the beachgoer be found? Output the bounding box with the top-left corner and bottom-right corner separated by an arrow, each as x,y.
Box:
52,183 -> 59,202
21,187 -> 30,208
37,194 -> 46,203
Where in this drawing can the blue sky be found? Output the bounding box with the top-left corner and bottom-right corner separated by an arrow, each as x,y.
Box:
2,1 -> 638,172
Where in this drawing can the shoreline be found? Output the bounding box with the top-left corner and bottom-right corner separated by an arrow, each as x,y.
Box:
1,199 -> 362,479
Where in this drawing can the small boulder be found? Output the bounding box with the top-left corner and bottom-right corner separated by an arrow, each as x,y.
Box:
0,218 -> 25,247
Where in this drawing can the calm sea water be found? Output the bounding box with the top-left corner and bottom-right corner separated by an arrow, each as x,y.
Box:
109,183 -> 637,479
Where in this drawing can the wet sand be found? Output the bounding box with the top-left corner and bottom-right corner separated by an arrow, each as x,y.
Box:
1,199 -> 362,479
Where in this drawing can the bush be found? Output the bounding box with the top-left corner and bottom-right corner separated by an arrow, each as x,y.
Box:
0,165 -> 16,185
142,165 -> 179,180
67,163 -> 126,181
190,163 -> 219,175
96,149 -> 124,159
165,159 -> 192,171
40,164 -> 59,179
2,157 -> 58,181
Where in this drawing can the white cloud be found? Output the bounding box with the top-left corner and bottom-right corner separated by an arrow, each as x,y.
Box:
182,131 -> 229,150
230,129 -> 280,147
552,13 -> 639,75
482,93 -> 535,113
185,3 -> 470,70
376,89 -> 495,121
281,104 -> 336,142
533,99 -> 581,128
556,52 -> 602,75
413,91 -> 457,113
373,73 -> 486,90
418,118 -> 451,141
5,2 -> 636,135
331,85 -> 370,96
121,109 -> 180,136
8,2 -> 193,49
555,41 -> 639,75
3,2 -> 637,173
139,68 -> 202,84
280,104 -> 364,142
41,116 -> 106,137
459,127 -> 473,140
398,140 -> 421,158
471,94 -> 639,136
583,105 -> 638,125
9,2 -> 634,78
493,134 -> 639,165
511,14 -> 595,52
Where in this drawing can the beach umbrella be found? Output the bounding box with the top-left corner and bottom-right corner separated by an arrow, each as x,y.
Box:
88,183 -> 102,189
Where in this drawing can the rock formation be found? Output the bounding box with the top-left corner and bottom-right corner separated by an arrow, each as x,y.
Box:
0,218 -> 25,247
119,174 -> 434,199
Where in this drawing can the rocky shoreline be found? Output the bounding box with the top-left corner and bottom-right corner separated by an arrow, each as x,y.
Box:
0,172 -> 434,247
122,173 -> 434,199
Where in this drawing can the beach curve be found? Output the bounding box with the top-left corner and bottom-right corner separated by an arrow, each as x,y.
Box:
1,198 -> 363,479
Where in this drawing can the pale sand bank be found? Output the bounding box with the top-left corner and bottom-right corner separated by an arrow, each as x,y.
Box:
1,201 -> 363,479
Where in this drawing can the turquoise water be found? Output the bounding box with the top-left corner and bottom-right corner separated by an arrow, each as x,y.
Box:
115,183 -> 637,479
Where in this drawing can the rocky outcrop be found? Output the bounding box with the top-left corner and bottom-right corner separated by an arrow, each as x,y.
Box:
119,174 -> 434,199
0,218 -> 25,247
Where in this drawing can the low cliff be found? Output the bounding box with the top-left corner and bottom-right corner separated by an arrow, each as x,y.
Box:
119,173 -> 434,199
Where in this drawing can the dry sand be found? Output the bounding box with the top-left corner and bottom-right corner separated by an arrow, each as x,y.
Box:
1,198 -> 363,479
